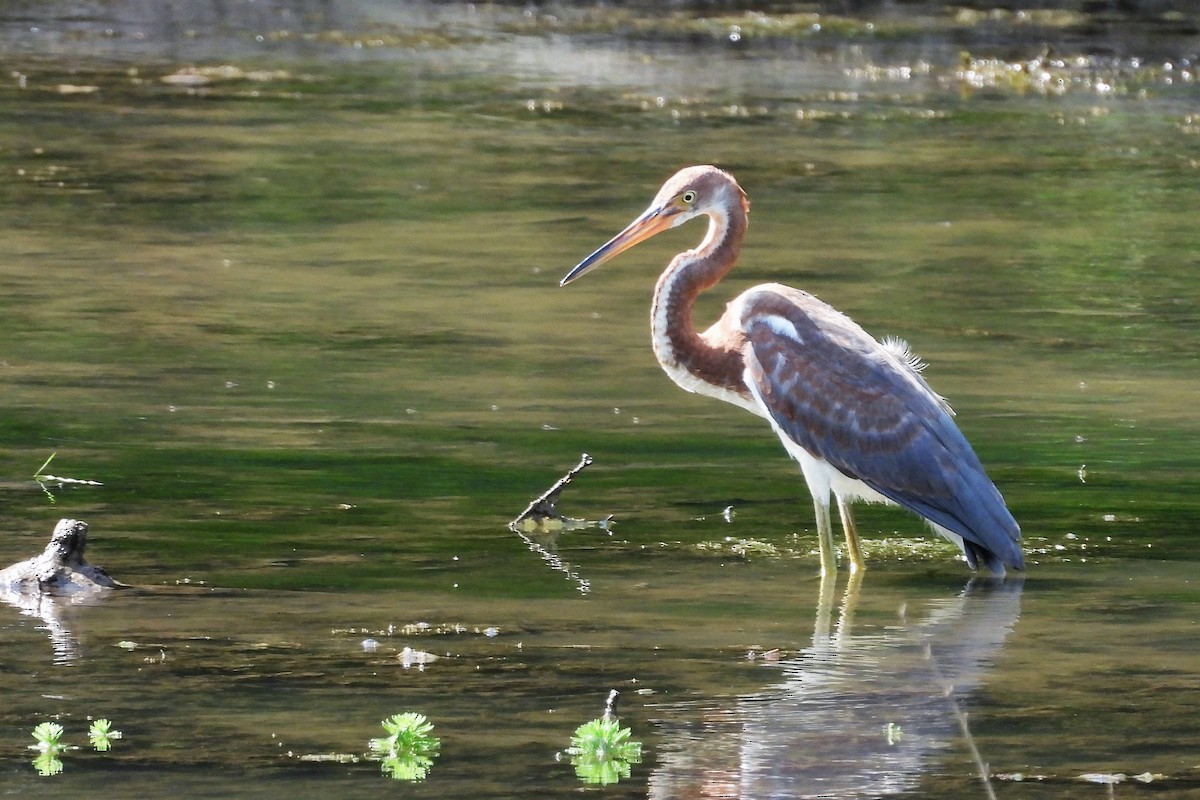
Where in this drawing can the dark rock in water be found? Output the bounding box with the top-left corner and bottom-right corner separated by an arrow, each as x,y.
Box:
0,518 -> 124,594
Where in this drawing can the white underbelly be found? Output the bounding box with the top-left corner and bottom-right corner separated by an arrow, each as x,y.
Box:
726,360 -> 888,506
778,434 -> 892,506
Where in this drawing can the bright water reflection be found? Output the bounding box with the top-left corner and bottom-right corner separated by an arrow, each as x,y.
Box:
1,1 -> 1200,798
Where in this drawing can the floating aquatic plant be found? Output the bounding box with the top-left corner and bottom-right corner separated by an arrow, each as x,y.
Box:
28,718 -> 121,775
31,722 -> 65,751
88,718 -> 123,752
30,722 -> 69,777
567,717 -> 643,784
565,690 -> 643,786
368,713 -> 440,781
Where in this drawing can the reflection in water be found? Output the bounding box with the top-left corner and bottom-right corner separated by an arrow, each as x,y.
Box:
513,528 -> 592,595
0,587 -> 104,666
650,576 -> 1023,799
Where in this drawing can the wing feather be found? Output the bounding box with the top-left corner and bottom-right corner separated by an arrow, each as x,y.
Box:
738,286 -> 1023,571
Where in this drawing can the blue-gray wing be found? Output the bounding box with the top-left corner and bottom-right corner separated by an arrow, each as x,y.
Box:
739,287 -> 1023,571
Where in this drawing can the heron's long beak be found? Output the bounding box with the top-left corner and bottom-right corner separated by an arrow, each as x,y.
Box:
560,206 -> 677,286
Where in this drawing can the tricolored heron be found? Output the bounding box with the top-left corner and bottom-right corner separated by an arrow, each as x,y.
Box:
560,165 -> 1023,576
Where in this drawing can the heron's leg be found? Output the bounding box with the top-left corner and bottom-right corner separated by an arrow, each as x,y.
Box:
812,495 -> 838,577
836,495 -> 866,573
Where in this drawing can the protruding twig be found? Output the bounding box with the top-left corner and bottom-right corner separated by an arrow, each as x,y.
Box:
510,453 -> 594,528
603,689 -> 620,721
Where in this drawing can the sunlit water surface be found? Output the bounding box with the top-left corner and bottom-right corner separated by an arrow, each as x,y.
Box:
2,2 -> 1200,797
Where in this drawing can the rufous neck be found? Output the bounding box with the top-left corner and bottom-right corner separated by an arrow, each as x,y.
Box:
652,205 -> 747,349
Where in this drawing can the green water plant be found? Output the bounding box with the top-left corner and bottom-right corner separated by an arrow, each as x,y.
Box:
88,718 -> 122,752
367,712 -> 440,781
28,718 -> 122,776
30,722 -> 69,777
32,722 -> 65,751
565,690 -> 643,786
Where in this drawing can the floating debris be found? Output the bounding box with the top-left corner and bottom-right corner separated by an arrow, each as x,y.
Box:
160,66 -> 293,86
160,70 -> 210,87
994,772 -> 1047,781
696,537 -> 779,558
1080,772 -> 1125,784
298,752 -> 359,764
747,648 -> 782,661
33,453 -> 103,504
399,646 -> 438,670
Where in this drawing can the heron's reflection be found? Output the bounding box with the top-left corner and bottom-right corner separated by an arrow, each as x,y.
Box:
649,573 -> 1023,799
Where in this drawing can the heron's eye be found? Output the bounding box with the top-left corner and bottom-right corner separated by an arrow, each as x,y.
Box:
680,190 -> 697,205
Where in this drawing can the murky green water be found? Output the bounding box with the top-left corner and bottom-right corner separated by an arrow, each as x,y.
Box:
2,2 -> 1200,797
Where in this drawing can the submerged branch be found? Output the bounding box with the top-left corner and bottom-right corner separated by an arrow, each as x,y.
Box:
509,454 -> 612,595
0,518 -> 124,594
509,453 -> 595,529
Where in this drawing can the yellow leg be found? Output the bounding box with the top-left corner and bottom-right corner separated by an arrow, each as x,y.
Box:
813,496 -> 838,577
836,495 -> 866,573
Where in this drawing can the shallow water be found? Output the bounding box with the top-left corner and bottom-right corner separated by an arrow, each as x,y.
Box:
2,2 -> 1200,797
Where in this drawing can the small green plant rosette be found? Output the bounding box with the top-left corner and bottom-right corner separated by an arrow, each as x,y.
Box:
30,722 -> 69,777
566,717 -> 643,785
32,722 -> 65,751
368,713 -> 440,782
88,718 -> 123,752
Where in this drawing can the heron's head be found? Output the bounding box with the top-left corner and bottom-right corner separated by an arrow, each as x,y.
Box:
560,165 -> 748,286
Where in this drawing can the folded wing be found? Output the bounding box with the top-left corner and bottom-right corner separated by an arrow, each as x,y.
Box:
737,286 -> 1023,572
